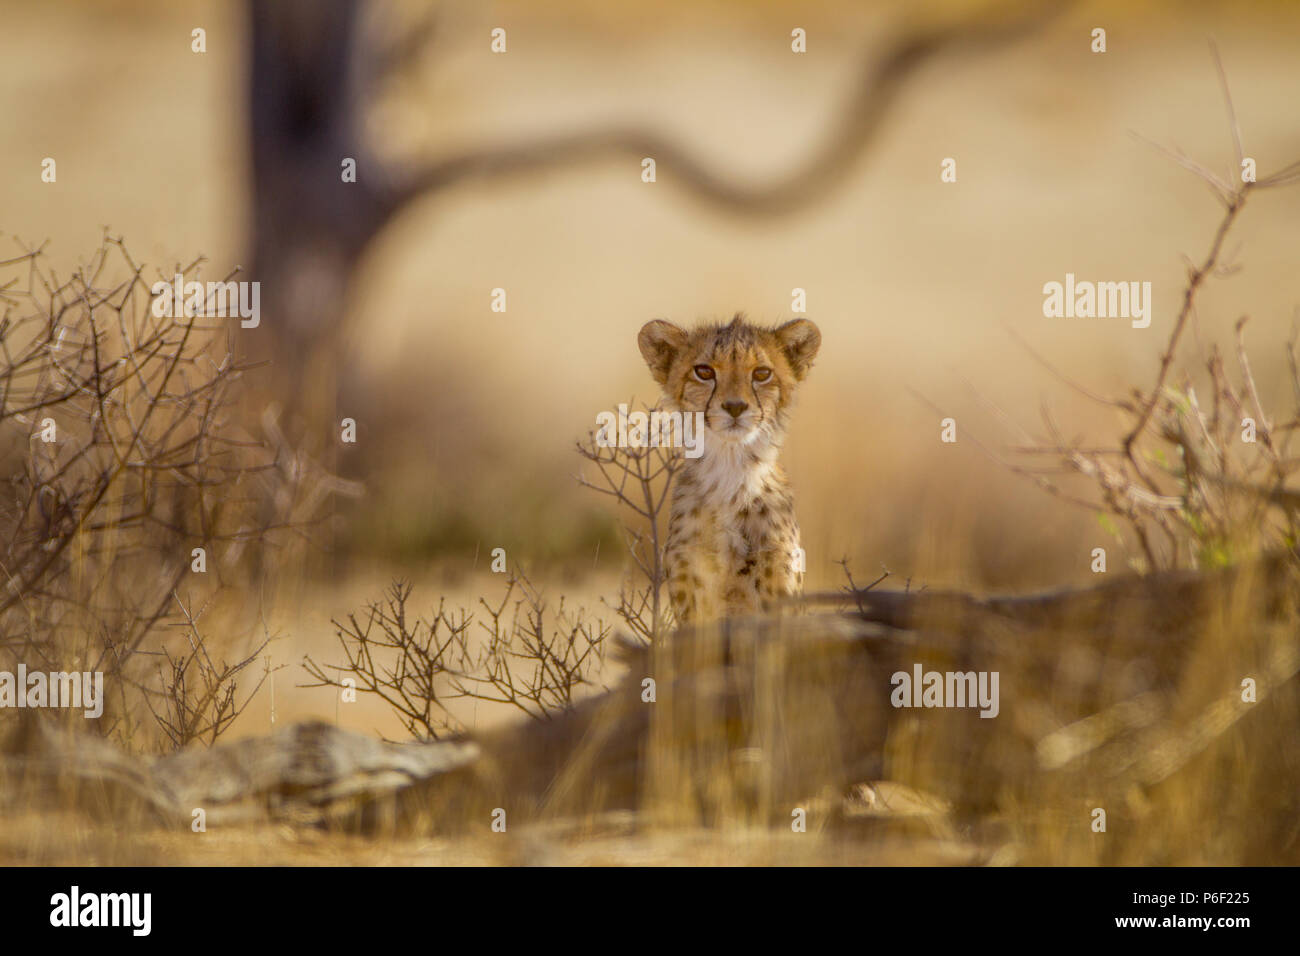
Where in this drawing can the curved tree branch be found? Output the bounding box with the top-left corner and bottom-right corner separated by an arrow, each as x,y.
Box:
385,2 -> 1073,219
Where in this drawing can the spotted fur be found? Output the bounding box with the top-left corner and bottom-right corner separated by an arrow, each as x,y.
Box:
637,313 -> 820,623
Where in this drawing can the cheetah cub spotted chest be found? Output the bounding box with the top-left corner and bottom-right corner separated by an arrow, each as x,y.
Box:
637,314 -> 820,624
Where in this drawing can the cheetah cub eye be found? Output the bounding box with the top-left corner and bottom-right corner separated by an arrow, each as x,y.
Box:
752,366 -> 772,383
692,364 -> 715,381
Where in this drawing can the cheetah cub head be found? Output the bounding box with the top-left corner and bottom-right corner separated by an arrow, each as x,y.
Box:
637,313 -> 820,451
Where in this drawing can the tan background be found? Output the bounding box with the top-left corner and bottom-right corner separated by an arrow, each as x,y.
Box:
3,0 -> 1298,732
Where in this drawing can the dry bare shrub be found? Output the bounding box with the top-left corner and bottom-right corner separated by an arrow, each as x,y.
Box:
575,399 -> 681,644
300,400 -> 679,739
857,59 -> 1300,860
0,235 -> 322,748
302,582 -> 471,740
301,572 -> 611,740
456,572 -> 612,718
145,593 -> 278,749
1005,53 -> 1300,572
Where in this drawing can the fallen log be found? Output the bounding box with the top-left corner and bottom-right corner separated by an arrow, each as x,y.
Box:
2,554 -> 1296,841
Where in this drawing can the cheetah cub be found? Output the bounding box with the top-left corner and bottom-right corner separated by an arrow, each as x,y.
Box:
637,313 -> 821,624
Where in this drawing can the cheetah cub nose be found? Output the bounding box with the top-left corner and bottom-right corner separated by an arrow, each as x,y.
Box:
721,400 -> 749,418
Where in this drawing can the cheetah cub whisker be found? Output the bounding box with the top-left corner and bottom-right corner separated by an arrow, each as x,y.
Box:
637,313 -> 820,625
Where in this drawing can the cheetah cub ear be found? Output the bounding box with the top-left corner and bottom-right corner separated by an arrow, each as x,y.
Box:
775,319 -> 821,381
637,319 -> 688,386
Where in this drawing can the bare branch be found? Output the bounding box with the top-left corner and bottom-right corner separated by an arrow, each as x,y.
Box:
386,3 -> 1074,219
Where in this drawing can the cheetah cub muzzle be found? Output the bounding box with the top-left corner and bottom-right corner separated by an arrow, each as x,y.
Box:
637,313 -> 820,624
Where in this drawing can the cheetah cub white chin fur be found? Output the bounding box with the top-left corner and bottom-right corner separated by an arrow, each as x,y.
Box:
637,313 -> 820,624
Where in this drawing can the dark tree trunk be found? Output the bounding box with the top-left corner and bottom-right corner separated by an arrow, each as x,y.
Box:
246,0 -> 394,426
